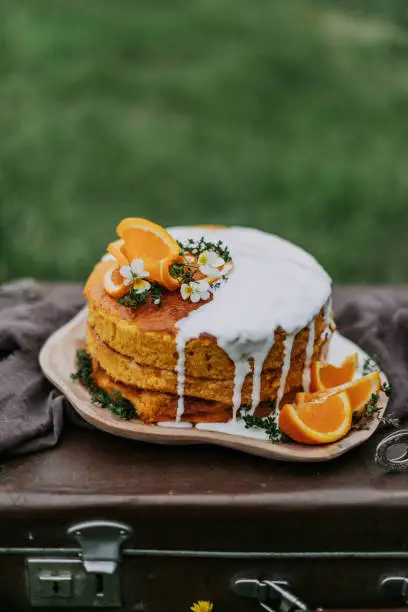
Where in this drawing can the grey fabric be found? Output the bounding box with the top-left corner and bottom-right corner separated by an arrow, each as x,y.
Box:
337,291 -> 408,429
0,282 -> 84,455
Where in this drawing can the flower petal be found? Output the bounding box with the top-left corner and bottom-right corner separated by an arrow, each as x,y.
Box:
133,279 -> 151,294
180,284 -> 192,300
198,290 -> 210,301
190,293 -> 200,303
195,279 -> 210,292
130,258 -> 145,275
206,251 -> 224,268
199,264 -> 222,278
119,265 -> 131,279
197,251 -> 209,265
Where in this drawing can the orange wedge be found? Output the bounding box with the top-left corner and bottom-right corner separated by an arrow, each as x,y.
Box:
296,371 -> 381,415
116,218 -> 182,290
310,354 -> 358,392
103,264 -> 130,298
279,392 -> 352,445
107,239 -> 129,266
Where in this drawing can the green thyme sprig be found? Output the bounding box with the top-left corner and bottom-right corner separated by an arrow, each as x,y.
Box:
71,349 -> 136,419
118,282 -> 164,308
242,407 -> 286,443
352,382 -> 396,430
362,353 -> 380,376
176,237 -> 231,262
169,262 -> 197,285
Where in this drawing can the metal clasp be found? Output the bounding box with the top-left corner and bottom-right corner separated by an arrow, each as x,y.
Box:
232,577 -> 309,611
381,576 -> 408,604
375,430 -> 408,473
67,520 -> 132,574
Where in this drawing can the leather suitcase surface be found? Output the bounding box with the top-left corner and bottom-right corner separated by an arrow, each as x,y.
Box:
0,286 -> 407,611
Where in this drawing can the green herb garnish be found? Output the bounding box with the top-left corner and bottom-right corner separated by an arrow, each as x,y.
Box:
352,382 -> 396,430
362,353 -> 380,376
242,410 -> 286,443
118,282 -> 164,308
71,349 -> 136,419
176,237 -> 231,263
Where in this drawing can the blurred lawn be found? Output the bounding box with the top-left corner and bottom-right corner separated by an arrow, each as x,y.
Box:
1,0 -> 408,283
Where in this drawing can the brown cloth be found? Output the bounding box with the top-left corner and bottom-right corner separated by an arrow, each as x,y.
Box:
0,281 -> 84,456
336,289 -> 408,430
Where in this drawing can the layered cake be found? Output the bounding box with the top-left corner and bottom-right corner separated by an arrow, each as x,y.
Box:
83,219 -> 335,428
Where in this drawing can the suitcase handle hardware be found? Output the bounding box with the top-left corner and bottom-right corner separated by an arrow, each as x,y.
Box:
375,430 -> 408,472
67,520 -> 132,574
26,521 -> 133,607
381,575 -> 408,605
231,577 -> 309,612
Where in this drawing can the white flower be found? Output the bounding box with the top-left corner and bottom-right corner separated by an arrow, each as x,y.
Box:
180,280 -> 211,303
198,250 -> 225,278
119,258 -> 150,292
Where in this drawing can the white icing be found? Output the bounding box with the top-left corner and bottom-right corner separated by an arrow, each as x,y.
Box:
168,226 -> 331,425
302,320 -> 315,393
322,296 -> 333,339
157,421 -> 193,429
193,332 -> 369,440
250,336 -> 275,415
196,419 -> 269,441
275,334 -> 295,411
231,360 -> 251,421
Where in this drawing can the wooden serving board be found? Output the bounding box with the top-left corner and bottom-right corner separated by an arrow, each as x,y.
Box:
39,307 -> 389,462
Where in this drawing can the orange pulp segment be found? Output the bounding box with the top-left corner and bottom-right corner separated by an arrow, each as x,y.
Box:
310,354 -> 358,392
296,371 -> 381,415
103,264 -> 130,298
116,218 -> 182,290
107,239 -> 129,266
279,391 -> 352,445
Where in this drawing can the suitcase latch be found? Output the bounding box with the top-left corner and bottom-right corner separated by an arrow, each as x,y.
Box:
232,576 -> 310,611
381,575 -> 408,605
26,520 -> 132,607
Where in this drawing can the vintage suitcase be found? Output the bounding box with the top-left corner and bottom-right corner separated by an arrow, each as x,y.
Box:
0,286 -> 408,612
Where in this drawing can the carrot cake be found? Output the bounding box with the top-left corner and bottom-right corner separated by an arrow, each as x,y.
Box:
83,219 -> 334,426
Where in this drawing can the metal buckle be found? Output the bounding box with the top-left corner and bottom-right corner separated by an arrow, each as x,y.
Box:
375,430 -> 408,472
232,577 -> 309,611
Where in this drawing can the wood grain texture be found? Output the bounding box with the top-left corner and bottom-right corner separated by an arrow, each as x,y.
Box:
39,306 -> 389,462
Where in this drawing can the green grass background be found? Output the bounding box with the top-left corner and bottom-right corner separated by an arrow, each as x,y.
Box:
1,0 -> 408,284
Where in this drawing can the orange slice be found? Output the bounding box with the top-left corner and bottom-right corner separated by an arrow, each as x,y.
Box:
279,392 -> 352,445
103,264 -> 130,298
296,371 -> 381,415
310,354 -> 358,392
107,239 -> 129,266
116,218 -> 182,290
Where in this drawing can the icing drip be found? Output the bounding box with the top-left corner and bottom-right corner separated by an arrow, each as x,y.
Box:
175,334 -> 187,422
302,320 -> 315,393
168,226 -> 331,425
322,296 -> 333,340
157,421 -> 193,428
232,360 -> 251,421
250,337 -> 276,415
275,334 -> 295,411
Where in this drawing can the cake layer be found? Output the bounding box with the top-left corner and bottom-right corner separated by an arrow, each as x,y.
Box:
92,361 -> 273,423
87,324 -> 328,405
86,263 -> 328,380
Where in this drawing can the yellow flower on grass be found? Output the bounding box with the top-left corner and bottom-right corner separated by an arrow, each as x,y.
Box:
190,601 -> 213,612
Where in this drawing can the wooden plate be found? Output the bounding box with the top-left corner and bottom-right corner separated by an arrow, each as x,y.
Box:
39,307 -> 389,462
